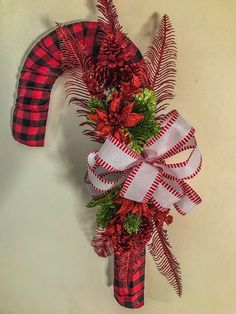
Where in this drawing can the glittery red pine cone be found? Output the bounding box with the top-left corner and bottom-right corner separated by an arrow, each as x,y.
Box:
94,33 -> 148,89
105,215 -> 153,256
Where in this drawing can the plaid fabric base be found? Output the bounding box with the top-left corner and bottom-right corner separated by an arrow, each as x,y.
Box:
12,21 -> 98,146
12,21 -> 142,147
114,249 -> 146,309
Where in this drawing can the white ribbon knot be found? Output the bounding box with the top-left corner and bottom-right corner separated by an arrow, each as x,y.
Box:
86,110 -> 202,215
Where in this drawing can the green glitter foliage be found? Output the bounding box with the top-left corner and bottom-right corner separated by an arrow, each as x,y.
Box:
96,204 -> 117,229
88,97 -> 104,113
124,213 -> 142,234
127,88 -> 160,153
87,189 -> 120,229
88,88 -> 116,114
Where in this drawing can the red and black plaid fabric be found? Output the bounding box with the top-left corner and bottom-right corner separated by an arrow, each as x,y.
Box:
12,20 -> 145,308
12,22 -> 99,146
114,249 -> 146,309
12,21 -> 142,147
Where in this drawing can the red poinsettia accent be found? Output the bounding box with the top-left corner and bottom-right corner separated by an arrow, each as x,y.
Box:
114,198 -> 155,217
88,96 -> 144,142
119,76 -> 144,101
114,199 -> 173,227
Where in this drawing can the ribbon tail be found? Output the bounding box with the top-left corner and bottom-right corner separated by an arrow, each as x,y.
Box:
152,178 -> 183,211
174,181 -> 202,215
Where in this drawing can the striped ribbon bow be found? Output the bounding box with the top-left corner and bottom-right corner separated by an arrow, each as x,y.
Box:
86,110 -> 202,214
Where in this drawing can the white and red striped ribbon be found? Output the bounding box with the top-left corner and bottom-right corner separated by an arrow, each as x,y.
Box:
86,110 -> 202,215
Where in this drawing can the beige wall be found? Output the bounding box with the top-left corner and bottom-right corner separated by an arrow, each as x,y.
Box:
1,0 -> 236,313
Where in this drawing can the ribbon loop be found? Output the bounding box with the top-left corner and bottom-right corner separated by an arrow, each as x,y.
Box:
120,162 -> 162,203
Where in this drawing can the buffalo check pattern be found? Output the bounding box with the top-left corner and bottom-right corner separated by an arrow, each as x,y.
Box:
12,21 -> 141,147
12,21 -> 144,308
114,249 -> 146,309
12,22 -> 98,146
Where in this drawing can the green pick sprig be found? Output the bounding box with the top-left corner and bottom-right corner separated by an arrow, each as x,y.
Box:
87,188 -> 120,229
124,213 -> 142,234
127,88 -> 161,153
88,97 -> 104,113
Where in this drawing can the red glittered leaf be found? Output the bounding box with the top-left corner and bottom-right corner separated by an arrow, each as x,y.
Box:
88,113 -> 102,123
97,0 -> 122,34
132,76 -> 141,88
113,128 -> 126,142
148,227 -> 182,297
95,123 -> 106,131
124,113 -> 145,127
56,23 -> 82,71
94,108 -> 108,121
91,229 -> 113,257
109,97 -> 122,113
144,15 -> 177,106
116,199 -> 134,215
56,23 -> 93,100
121,102 -> 134,116
97,125 -> 112,137
114,198 -> 124,205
